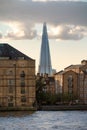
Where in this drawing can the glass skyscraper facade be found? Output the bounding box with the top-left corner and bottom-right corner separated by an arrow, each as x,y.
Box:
38,23 -> 52,75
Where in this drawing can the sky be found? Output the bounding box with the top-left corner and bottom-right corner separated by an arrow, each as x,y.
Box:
0,0 -> 87,73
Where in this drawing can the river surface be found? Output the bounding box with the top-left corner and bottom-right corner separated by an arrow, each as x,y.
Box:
0,111 -> 87,130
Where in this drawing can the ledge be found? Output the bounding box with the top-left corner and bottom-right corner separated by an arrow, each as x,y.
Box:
39,105 -> 87,111
0,107 -> 37,111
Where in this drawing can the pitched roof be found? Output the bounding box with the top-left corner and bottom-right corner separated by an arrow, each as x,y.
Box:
0,43 -> 34,60
54,70 -> 64,75
63,70 -> 77,75
64,64 -> 81,70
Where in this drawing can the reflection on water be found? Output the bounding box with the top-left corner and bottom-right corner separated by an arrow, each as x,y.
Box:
0,111 -> 87,130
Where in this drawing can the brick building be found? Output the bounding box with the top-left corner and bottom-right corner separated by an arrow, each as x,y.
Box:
54,60 -> 87,104
79,63 -> 87,104
0,43 -> 35,109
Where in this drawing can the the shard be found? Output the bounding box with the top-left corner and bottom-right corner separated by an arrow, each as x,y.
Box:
38,23 -> 52,75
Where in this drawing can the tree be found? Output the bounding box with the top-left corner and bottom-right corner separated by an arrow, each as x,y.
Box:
36,76 -> 46,104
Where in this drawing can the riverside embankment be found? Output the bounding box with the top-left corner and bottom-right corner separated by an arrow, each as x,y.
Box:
0,105 -> 87,111
0,106 -> 37,111
39,105 -> 87,111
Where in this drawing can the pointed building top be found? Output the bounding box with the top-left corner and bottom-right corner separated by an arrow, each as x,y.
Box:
44,22 -> 46,26
43,22 -> 47,35
38,23 -> 52,76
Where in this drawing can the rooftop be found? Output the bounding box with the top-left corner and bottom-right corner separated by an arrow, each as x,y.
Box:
64,64 -> 81,70
54,70 -> 64,75
0,43 -> 34,60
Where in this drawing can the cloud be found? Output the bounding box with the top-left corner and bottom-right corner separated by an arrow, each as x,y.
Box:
4,22 -> 37,40
5,28 -> 37,40
48,25 -> 86,40
0,0 -> 87,40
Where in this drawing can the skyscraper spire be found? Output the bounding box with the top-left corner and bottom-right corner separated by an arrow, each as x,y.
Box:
38,23 -> 52,75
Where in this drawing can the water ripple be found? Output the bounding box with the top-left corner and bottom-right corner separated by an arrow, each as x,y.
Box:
0,111 -> 87,130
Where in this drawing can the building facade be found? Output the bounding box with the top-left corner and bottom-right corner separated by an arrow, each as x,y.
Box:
55,70 -> 63,94
54,60 -> 87,104
79,64 -> 87,104
63,70 -> 78,98
0,44 -> 35,108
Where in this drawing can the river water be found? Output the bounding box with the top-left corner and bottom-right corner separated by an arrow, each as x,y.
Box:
0,111 -> 87,130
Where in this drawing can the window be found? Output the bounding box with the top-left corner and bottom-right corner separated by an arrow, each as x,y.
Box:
20,71 -> 26,95
21,96 -> 26,102
21,87 -> 25,94
68,75 -> 73,94
8,96 -> 13,102
8,79 -> 15,85
20,71 -> 25,87
8,103 -> 13,107
21,82 -> 25,87
20,71 -> 25,77
8,79 -> 15,93
68,75 -> 73,79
